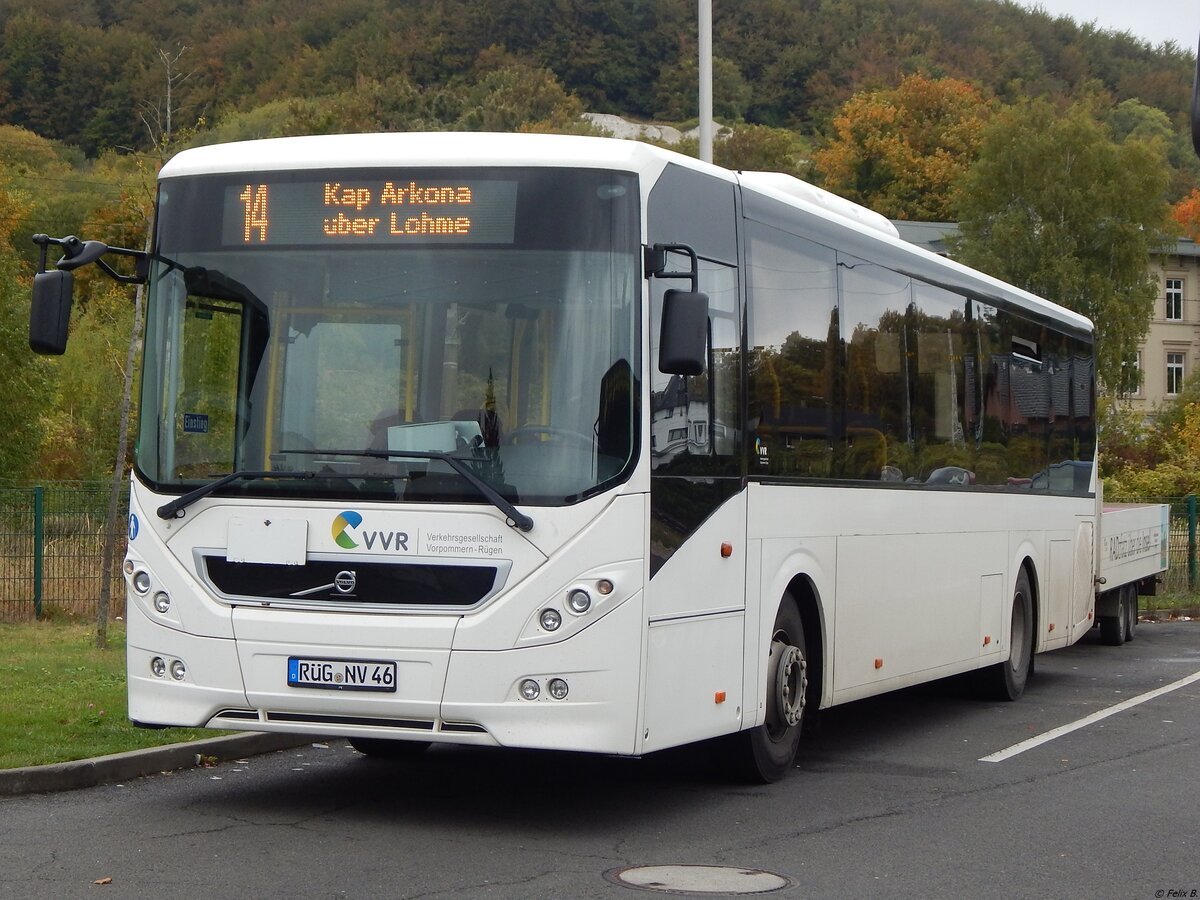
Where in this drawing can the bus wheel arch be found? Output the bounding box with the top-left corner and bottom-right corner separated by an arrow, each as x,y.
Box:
979,560 -> 1036,701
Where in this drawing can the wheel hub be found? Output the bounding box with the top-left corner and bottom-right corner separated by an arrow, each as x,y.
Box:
770,640 -> 807,729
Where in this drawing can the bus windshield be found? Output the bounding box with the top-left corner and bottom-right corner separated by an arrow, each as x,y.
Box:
136,167 -> 640,507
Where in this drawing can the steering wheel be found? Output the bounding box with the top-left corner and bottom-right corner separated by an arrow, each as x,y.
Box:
506,425 -> 594,449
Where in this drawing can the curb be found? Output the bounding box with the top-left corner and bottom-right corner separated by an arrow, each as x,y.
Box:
0,732 -> 322,797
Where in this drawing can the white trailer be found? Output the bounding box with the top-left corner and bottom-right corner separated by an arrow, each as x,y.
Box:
1094,495 -> 1170,645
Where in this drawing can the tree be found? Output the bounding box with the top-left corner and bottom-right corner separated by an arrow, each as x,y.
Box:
0,170 -> 51,480
1171,188 -> 1200,241
811,74 -> 992,220
953,100 -> 1172,392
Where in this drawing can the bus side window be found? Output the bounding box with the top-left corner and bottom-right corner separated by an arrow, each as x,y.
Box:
745,222 -> 838,478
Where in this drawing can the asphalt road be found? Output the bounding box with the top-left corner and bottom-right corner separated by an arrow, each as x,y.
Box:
1,621 -> 1197,900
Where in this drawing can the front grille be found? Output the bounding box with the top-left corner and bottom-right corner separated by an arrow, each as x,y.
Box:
202,556 -> 500,607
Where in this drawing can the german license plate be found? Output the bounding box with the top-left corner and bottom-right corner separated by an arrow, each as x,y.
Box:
287,657 -> 396,692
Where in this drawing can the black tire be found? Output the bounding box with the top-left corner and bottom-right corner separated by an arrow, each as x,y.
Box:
1100,590 -> 1127,646
348,737 -> 431,758
1124,586 -> 1138,642
979,568 -> 1034,701
729,600 -> 808,783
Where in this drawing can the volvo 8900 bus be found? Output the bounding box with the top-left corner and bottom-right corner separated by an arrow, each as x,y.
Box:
31,133 -> 1116,781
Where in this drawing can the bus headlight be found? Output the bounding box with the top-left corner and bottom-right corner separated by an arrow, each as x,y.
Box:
519,679 -> 540,700
548,678 -> 569,700
153,591 -> 171,614
539,608 -> 562,631
169,660 -> 187,681
132,570 -> 152,594
151,657 -> 167,678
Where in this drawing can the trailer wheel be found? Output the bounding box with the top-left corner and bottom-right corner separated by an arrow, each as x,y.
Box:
1124,585 -> 1138,642
729,600 -> 807,783
1099,591 -> 1127,646
348,737 -> 430,758
979,568 -> 1033,701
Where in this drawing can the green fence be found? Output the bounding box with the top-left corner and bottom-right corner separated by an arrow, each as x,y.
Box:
0,484 -> 1197,622
1133,496 -> 1198,598
0,482 -> 128,622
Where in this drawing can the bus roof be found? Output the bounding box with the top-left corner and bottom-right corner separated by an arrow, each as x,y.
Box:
158,131 -> 697,179
159,132 -> 1092,335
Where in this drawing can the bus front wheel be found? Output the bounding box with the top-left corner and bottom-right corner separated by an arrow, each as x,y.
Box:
731,600 -> 807,783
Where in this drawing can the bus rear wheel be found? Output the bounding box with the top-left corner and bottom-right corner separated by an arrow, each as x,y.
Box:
348,737 -> 431,758
979,568 -> 1033,701
730,600 -> 807,783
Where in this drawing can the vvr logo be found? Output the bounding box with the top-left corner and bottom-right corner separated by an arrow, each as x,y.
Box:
331,511 -> 410,552
331,511 -> 362,549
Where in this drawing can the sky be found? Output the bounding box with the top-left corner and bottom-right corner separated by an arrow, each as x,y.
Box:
1008,0 -> 1200,52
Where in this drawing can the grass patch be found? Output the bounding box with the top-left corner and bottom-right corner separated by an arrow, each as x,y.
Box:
0,622 -> 224,769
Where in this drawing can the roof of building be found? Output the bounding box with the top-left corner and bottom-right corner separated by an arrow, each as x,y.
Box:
891,220 -> 1200,260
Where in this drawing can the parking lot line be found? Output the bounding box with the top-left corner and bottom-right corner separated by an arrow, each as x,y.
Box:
979,669 -> 1200,763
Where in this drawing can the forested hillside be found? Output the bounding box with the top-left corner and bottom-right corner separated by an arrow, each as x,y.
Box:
0,0 -> 1196,483
0,0 -> 1194,154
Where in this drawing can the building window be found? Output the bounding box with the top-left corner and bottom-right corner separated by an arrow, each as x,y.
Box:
1122,350 -> 1143,397
1167,351 -> 1185,395
1166,278 -> 1183,321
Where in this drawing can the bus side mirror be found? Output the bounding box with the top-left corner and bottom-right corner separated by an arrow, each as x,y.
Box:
659,289 -> 708,375
29,269 -> 74,355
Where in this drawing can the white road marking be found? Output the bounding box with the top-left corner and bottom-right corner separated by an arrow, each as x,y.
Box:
980,669 -> 1200,763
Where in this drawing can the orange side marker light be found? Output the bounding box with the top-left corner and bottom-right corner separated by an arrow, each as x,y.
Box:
715,691 -> 727,704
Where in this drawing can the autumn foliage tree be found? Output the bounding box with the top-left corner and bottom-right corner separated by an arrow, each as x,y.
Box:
1171,189 -> 1200,240
954,100 -> 1172,393
812,74 -> 992,220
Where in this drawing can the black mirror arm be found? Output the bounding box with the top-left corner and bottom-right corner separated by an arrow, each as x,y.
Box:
31,233 -> 147,285
645,242 -> 699,292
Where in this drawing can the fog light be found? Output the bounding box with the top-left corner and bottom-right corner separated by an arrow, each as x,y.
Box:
153,591 -> 171,614
548,678 -> 569,700
150,657 -> 166,678
539,608 -> 562,631
566,589 -> 591,614
169,659 -> 186,681
132,570 -> 151,594
123,559 -> 135,576
519,679 -> 540,700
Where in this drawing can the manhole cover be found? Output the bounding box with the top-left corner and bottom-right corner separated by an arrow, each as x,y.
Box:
604,865 -> 792,895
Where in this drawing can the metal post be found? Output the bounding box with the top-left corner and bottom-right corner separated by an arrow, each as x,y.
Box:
33,485 -> 44,620
698,0 -> 713,163
1188,494 -> 1197,591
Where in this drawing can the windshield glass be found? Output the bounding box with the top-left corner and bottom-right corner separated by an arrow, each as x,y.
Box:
136,167 -> 639,506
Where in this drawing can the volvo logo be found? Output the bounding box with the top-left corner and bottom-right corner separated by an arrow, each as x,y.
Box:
334,570 -> 357,593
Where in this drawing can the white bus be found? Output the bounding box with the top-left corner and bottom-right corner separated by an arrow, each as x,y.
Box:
31,133 -> 1106,782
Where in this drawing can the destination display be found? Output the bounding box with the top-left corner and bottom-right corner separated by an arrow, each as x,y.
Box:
220,177 -> 519,246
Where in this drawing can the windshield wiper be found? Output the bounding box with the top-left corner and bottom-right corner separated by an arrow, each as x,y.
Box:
156,470 -> 316,520
279,448 -> 534,532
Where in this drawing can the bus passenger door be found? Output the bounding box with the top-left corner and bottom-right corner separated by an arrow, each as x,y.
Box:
643,254 -> 747,753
